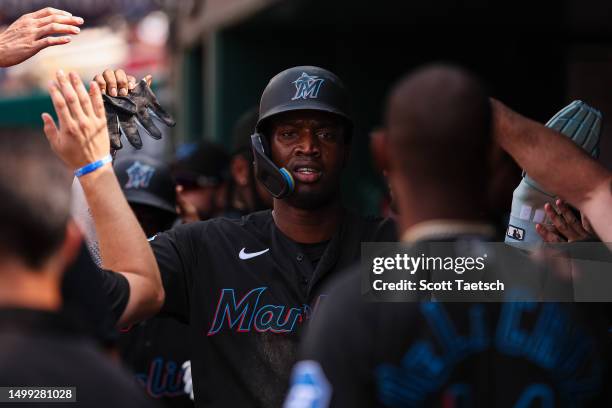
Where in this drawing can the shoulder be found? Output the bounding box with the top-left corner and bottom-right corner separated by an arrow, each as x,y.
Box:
151,210 -> 268,240
306,267 -> 365,340
181,209 -> 273,235
0,334 -> 138,386
321,267 -> 362,307
209,209 -> 273,230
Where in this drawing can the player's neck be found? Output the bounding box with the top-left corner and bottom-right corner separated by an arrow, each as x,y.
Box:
398,193 -> 488,234
0,259 -> 62,311
272,198 -> 342,244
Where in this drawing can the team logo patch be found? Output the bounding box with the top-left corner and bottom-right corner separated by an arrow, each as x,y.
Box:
285,361 -> 332,408
292,72 -> 325,100
125,161 -> 155,189
507,224 -> 525,241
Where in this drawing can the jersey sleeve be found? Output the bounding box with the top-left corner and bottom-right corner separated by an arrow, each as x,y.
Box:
285,271 -> 377,408
149,223 -> 200,324
62,244 -> 129,345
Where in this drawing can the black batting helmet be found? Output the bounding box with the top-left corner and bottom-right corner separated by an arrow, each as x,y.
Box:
256,65 -> 352,134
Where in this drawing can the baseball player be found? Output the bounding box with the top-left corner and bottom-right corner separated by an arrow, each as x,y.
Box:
285,65 -> 611,408
172,141 -> 231,221
0,129 -> 155,408
491,99 -> 612,243
223,107 -> 273,218
0,6 -> 130,352
43,66 -> 396,407
504,100 -> 602,246
114,155 -> 193,407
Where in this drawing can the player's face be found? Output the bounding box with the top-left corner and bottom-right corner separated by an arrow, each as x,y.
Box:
180,185 -> 225,220
269,110 -> 348,209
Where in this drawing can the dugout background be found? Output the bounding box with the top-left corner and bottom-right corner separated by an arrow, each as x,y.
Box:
174,0 -> 612,215
0,0 -> 609,216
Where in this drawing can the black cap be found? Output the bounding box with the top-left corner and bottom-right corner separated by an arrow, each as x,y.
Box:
173,141 -> 230,188
256,66 -> 352,134
114,155 -> 177,214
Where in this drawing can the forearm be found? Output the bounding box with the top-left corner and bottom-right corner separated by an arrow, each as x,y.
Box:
77,163 -> 164,306
491,99 -> 611,208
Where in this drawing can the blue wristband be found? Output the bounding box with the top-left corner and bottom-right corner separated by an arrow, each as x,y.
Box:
74,154 -> 113,177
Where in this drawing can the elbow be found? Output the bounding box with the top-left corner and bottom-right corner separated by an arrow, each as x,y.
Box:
135,261 -> 165,318
153,283 -> 165,312
136,279 -> 164,322
143,254 -> 164,311
145,261 -> 165,313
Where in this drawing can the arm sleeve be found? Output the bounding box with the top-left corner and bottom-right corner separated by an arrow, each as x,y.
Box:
99,267 -> 130,323
149,223 -> 198,324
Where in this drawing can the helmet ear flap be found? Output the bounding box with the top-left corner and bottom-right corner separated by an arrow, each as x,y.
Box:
251,133 -> 294,199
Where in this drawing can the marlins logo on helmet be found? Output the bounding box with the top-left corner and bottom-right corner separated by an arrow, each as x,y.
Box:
292,72 -> 325,100
125,161 -> 156,189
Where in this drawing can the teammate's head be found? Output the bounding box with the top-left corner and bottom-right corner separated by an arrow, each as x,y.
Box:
256,66 -> 352,209
114,155 -> 178,237
0,129 -> 78,272
173,141 -> 230,220
376,64 -> 492,221
229,107 -> 272,213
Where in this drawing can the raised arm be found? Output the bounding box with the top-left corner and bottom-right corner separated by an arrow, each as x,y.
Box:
491,99 -> 612,241
0,7 -> 83,67
42,70 -> 164,325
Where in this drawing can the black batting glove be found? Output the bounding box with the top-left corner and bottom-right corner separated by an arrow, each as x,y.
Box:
103,94 -> 136,150
103,80 -> 175,150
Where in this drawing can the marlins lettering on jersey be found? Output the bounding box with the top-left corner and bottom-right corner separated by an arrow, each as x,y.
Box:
207,287 -> 326,335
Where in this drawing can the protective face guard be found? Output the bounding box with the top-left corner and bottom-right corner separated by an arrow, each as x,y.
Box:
251,133 -> 294,199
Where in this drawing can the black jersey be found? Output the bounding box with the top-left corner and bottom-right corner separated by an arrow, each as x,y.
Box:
286,234 -> 612,408
108,209 -> 395,407
61,243 -> 128,347
0,308 -> 156,408
118,317 -> 193,408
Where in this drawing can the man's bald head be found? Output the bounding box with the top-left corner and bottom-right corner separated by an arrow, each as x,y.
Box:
385,65 -> 491,197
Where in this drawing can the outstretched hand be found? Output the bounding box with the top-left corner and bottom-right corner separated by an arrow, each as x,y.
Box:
536,199 -> 596,243
93,68 -> 150,97
42,70 -> 110,170
0,8 -> 83,68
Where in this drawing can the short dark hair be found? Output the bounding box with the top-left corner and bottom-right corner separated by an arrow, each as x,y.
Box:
0,130 -> 72,268
385,64 -> 492,194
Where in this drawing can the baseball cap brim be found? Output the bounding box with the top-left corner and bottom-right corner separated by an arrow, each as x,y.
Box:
124,190 -> 177,215
257,103 -> 351,130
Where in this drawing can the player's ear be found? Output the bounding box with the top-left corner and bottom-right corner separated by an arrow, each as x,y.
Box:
370,127 -> 389,174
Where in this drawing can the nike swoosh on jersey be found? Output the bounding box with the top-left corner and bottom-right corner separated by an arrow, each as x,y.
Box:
239,247 -> 270,260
